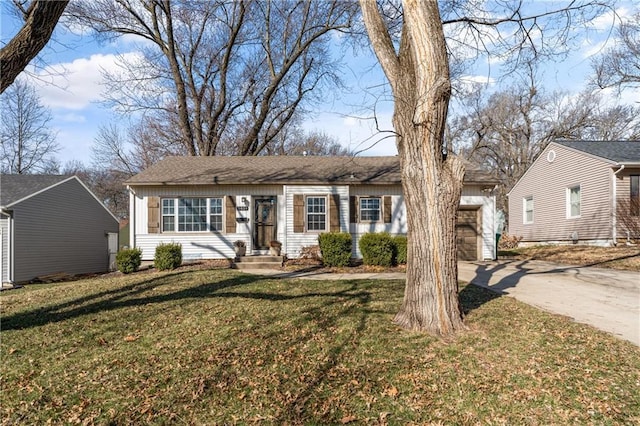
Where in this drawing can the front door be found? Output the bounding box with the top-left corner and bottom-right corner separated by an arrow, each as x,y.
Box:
254,197 -> 277,250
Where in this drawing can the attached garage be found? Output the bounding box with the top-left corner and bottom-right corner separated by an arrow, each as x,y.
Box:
456,208 -> 480,261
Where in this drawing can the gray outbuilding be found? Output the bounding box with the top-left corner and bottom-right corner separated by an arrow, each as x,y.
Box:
1,175 -> 119,284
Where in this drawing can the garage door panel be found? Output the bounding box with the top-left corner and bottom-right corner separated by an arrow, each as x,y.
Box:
456,209 -> 479,261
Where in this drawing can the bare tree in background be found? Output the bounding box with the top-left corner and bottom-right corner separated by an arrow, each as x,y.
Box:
264,127 -> 352,156
360,0 -> 609,335
451,79 -> 640,214
1,79 -> 60,174
67,0 -> 356,157
0,0 -> 69,93
593,11 -> 640,90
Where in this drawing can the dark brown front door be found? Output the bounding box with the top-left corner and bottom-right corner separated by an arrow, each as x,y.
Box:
254,197 -> 277,250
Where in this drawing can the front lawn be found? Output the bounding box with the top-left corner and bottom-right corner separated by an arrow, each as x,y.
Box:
1,269 -> 639,424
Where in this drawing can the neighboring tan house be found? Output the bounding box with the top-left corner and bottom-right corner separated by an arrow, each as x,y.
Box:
125,156 -> 499,262
1,175 -> 119,284
508,140 -> 640,246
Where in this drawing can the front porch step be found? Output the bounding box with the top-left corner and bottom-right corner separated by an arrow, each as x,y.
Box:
232,255 -> 284,270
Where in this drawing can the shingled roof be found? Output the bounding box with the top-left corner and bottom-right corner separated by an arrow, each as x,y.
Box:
555,140 -> 640,164
0,175 -> 70,207
125,156 -> 497,186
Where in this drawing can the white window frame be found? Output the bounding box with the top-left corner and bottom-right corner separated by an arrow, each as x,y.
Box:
306,195 -> 327,232
359,197 -> 381,222
566,185 -> 581,219
161,198 -> 175,232
523,196 -> 534,224
160,197 -> 224,232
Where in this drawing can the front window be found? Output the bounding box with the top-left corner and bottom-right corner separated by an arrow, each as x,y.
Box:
161,198 -> 223,232
631,175 -> 639,216
209,198 -> 223,231
162,199 -> 175,232
523,196 -> 534,224
360,197 -> 381,222
306,196 -> 326,231
567,186 -> 581,218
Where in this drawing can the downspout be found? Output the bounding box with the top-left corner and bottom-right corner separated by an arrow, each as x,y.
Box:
612,165 -> 625,246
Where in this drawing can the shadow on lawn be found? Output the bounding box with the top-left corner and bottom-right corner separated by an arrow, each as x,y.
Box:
458,283 -> 502,315
1,271 -> 262,331
4,270 -> 378,422
0,272 -> 378,334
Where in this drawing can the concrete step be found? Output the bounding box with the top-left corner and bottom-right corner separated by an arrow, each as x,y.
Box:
232,255 -> 283,270
234,255 -> 283,263
233,262 -> 283,270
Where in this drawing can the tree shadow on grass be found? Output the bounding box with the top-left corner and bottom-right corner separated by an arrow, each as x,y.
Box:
458,282 -> 502,315
1,271 -> 262,331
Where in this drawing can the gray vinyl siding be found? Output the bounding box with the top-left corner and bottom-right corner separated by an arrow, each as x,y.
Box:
11,178 -> 118,282
509,143 -> 614,244
1,216 -> 8,282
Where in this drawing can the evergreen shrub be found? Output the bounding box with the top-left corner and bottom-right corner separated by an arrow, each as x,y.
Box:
359,232 -> 394,267
116,248 -> 142,274
154,243 -> 182,270
318,232 -> 352,267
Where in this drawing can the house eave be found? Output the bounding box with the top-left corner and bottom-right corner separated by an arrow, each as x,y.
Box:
125,179 -> 497,187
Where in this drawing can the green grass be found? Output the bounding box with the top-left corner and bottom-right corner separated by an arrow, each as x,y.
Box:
1,268 -> 639,424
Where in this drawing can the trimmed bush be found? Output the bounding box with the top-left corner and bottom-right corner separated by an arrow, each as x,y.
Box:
318,232 -> 352,267
359,232 -> 394,267
392,235 -> 408,265
116,248 -> 142,274
154,243 -> 182,270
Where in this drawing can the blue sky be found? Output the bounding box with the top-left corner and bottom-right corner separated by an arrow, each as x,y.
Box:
1,1 -> 638,167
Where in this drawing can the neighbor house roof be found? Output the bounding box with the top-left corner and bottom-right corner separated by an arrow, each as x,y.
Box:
125,156 -> 498,186
555,140 -> 640,164
0,174 -> 71,208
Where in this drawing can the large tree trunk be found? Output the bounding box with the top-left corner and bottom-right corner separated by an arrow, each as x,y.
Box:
0,0 -> 69,93
361,0 -> 466,335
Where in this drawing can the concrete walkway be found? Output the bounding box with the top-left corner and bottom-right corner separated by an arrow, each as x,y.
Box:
241,261 -> 640,346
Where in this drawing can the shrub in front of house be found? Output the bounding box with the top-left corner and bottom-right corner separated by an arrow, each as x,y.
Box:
359,232 -> 394,267
116,248 -> 143,274
318,232 -> 352,267
392,235 -> 407,265
154,243 -> 182,270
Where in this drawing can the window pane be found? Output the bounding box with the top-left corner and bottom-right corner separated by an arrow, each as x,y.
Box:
178,198 -> 207,231
524,196 -> 533,223
162,199 -> 175,231
209,197 -> 223,231
631,176 -> 639,216
307,197 -> 326,231
360,197 -> 381,221
569,187 -> 580,217
162,216 -> 174,232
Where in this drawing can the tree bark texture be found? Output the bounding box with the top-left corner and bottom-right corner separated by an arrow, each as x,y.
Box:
361,0 -> 465,335
0,0 -> 69,94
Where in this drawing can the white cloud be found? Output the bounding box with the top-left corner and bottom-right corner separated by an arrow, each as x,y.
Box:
459,75 -> 496,85
582,39 -> 608,59
56,112 -> 87,123
26,52 -> 142,110
303,110 -> 397,156
590,7 -> 630,32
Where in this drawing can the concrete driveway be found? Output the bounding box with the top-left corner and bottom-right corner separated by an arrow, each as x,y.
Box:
458,260 -> 640,346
